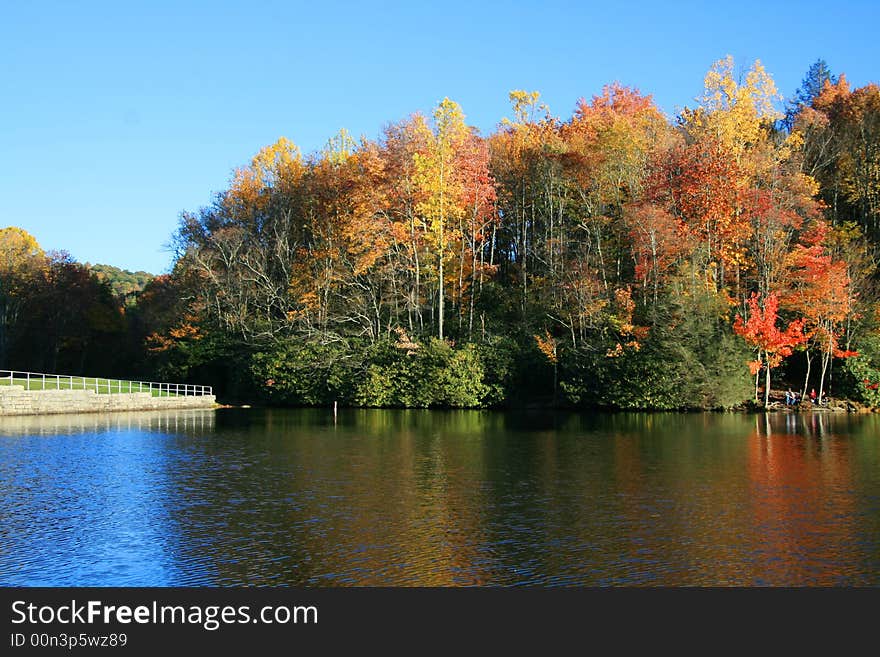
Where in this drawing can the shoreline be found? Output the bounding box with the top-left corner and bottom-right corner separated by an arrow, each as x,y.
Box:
212,399 -> 879,414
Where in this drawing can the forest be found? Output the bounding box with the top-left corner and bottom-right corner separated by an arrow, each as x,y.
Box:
2,57 -> 879,410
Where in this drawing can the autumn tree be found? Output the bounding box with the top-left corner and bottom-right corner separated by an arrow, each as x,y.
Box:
414,98 -> 494,340
734,292 -> 806,406
681,55 -> 782,163
783,223 -> 857,400
177,137 -> 308,342
0,227 -> 46,365
624,204 -> 690,306
799,77 -> 880,236
454,128 -> 497,335
490,90 -> 562,316
562,85 -> 673,319
381,114 -> 432,333
650,137 -> 749,290
668,57 -> 791,293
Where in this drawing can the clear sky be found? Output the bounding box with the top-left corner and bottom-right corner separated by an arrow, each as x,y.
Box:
2,0 -> 878,273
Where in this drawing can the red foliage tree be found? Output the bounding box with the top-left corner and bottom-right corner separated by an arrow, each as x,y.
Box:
734,292 -> 807,406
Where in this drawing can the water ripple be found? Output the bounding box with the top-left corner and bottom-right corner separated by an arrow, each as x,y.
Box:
1,408 -> 879,586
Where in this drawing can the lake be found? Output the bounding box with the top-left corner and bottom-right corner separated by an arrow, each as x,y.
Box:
1,408 -> 878,586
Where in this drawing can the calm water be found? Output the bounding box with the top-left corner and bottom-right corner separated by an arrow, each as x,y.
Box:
1,408 -> 878,586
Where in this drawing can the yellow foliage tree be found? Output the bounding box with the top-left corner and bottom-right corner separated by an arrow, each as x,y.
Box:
683,55 -> 782,163
0,226 -> 44,272
0,227 -> 47,363
414,98 -> 470,340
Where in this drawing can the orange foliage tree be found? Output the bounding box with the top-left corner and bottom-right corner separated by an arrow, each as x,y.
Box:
783,222 -> 857,400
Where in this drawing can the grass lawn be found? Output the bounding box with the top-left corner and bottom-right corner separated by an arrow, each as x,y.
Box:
0,376 -> 185,397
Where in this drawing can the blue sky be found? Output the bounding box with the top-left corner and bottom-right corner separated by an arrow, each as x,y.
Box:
2,0 -> 878,273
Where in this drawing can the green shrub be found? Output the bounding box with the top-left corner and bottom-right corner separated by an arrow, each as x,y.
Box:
354,339 -> 490,408
251,340 -> 361,406
252,337 -> 494,408
839,356 -> 880,406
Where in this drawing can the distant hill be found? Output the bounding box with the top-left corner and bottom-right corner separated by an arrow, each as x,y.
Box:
88,263 -> 155,302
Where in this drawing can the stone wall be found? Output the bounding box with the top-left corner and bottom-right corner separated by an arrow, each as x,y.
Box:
0,385 -> 216,416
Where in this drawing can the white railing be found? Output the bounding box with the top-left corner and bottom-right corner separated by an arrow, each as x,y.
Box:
0,370 -> 212,397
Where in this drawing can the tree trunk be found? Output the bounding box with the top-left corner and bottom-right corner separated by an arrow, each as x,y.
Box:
438,161 -> 445,341
411,215 -> 422,333
818,333 -> 832,403
754,352 -> 761,402
802,349 -> 812,402
458,212 -> 466,332
469,229 -> 478,338
438,252 -> 444,341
